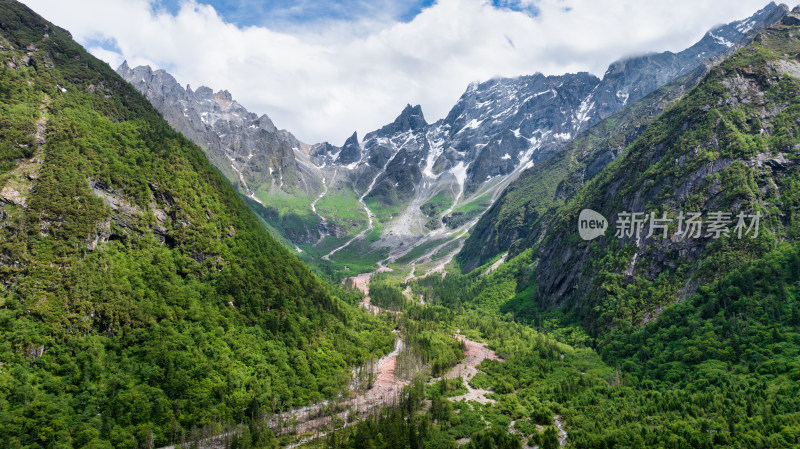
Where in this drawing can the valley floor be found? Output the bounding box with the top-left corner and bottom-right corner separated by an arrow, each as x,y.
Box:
159,242 -> 800,449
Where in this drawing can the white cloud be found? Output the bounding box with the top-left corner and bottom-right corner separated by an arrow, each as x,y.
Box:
21,0 -> 771,144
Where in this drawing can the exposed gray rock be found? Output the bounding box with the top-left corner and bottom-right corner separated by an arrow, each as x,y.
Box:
116,62 -> 316,200
337,131 -> 361,164
347,1 -> 786,223
458,2 -> 787,271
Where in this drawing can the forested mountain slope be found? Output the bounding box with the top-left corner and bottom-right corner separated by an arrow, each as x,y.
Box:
0,1 -> 391,447
530,8 -> 800,331
403,8 -> 800,447
116,63 -> 326,245
410,239 -> 800,448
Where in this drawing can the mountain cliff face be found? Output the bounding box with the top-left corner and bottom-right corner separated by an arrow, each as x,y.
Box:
459,2 -> 789,271
0,1 -> 390,446
329,1 -> 785,270
526,8 -> 800,331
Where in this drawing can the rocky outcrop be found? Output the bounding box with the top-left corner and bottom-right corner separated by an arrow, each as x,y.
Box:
348,3 -> 786,249
118,3 -> 787,259
337,131 -> 361,164
366,104 -> 427,138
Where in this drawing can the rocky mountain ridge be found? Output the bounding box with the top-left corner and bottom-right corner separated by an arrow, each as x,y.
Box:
116,62 -> 320,202
458,2 -> 789,271
119,2 -> 787,273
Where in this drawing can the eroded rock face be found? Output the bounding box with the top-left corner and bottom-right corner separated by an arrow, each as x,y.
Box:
117,63 -> 332,243
337,132 -> 361,165
329,3 -> 786,241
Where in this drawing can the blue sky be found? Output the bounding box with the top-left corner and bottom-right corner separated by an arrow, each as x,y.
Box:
152,0 -> 440,29
149,0 -> 542,29
21,0 -> 773,143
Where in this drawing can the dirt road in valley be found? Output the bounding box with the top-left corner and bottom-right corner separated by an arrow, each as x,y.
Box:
159,269 -> 506,449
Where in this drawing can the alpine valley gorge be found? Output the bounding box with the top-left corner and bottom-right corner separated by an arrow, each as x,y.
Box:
2,1 -> 800,448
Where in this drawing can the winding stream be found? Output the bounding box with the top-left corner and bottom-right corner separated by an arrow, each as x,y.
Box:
323,144 -> 404,260
310,170 -> 334,246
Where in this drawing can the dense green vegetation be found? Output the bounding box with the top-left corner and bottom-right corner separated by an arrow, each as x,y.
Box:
410,248 -> 591,346
4,2 -> 800,449
0,2 -> 393,448
420,191 -> 454,218
590,242 -> 800,447
368,281 -> 410,312
244,194 -> 322,245
392,238 -> 449,266
299,300 -> 574,449
396,239 -> 799,448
